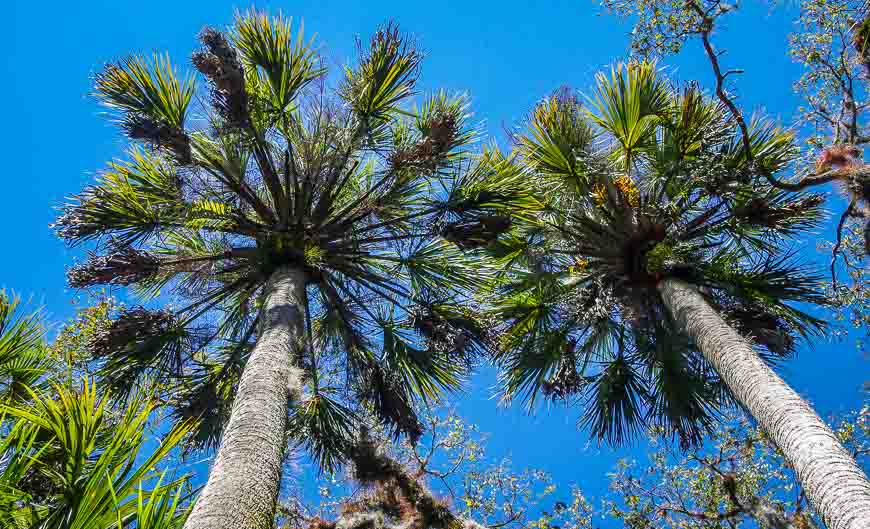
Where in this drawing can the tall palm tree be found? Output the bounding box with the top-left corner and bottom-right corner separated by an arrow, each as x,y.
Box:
54,12 -> 495,529
469,62 -> 870,528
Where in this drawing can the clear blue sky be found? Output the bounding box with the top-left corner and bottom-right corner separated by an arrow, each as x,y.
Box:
5,0 -> 867,521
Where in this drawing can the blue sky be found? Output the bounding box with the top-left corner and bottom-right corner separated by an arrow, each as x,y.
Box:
5,0 -> 867,522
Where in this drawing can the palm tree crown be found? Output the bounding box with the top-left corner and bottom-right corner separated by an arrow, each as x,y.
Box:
483,62 -> 828,446
53,12 -> 497,468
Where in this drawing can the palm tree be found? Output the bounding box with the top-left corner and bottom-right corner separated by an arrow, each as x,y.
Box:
0,293 -> 193,529
54,12 -> 496,529
470,62 -> 870,528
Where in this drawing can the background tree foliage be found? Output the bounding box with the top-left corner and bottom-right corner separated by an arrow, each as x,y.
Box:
0,293 -> 194,529
607,404 -> 870,529
275,410 -> 594,529
272,401 -> 870,529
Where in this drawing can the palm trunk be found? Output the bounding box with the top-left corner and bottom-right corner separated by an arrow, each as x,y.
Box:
184,266 -> 307,529
659,278 -> 870,529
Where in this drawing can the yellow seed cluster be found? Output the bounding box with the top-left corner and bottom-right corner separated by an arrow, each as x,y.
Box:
304,242 -> 326,265
568,257 -> 589,275
592,183 -> 607,206
614,175 -> 640,208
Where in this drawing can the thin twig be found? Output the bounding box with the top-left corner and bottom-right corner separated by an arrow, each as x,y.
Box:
831,198 -> 857,290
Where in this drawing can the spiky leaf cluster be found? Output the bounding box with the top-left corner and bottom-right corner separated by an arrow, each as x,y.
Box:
0,292 -> 53,406
0,379 -> 193,529
53,12 -> 499,467
479,62 -> 827,447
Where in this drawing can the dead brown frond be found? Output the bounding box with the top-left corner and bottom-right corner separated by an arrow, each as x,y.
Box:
67,247 -> 159,288
348,435 -> 458,529
541,339 -> 587,400
390,113 -> 459,174
193,27 -> 249,127
89,306 -> 177,358
307,517 -> 337,529
123,114 -> 192,164
722,304 -> 795,357
816,144 -> 862,173
734,195 -> 825,228
359,365 -> 424,442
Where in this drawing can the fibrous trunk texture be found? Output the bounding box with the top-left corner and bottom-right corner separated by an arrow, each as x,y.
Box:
659,278 -> 870,529
184,266 -> 306,529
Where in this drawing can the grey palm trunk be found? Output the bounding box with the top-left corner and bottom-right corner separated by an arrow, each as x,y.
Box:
184,266 -> 307,529
659,278 -> 870,529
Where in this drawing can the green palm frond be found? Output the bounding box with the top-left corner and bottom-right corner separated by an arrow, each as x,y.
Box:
234,11 -> 323,116
128,473 -> 191,529
54,148 -> 184,247
170,349 -> 243,451
0,292 -> 52,405
720,116 -> 798,174
580,355 -> 648,446
656,83 -> 730,163
391,239 -> 485,293
639,323 -> 722,447
0,380 -> 193,529
382,319 -> 463,401
94,54 -> 194,162
94,54 -> 194,129
588,60 -> 670,169
516,87 -> 597,184
445,147 -> 544,221
288,390 -> 358,473
341,22 -> 421,122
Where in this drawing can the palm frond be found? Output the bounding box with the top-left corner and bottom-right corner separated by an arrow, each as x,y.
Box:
1,380 -> 193,529
94,54 -> 194,162
341,22 -> 421,122
234,11 -> 323,117
516,87 -> 597,185
288,390 -> 358,473
579,355 -> 648,445
53,148 -> 183,247
587,60 -> 670,168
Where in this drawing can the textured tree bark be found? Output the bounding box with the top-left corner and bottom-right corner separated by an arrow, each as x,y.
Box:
184,266 -> 306,529
659,278 -> 870,529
